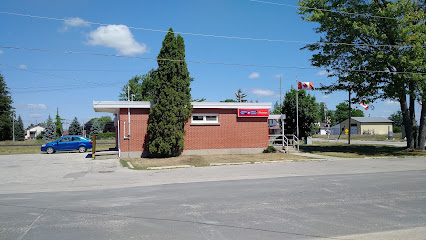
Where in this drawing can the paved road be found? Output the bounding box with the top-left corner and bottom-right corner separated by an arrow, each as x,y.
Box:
0,153 -> 425,239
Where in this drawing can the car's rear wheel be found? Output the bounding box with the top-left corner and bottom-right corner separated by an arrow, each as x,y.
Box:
78,146 -> 87,153
46,147 -> 55,154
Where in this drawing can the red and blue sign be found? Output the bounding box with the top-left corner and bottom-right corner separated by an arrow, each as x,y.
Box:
238,109 -> 269,117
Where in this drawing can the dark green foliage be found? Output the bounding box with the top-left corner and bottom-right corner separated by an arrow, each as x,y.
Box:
97,132 -> 116,139
14,115 -> 25,141
389,111 -> 403,127
90,121 -> 102,136
271,101 -> 281,114
297,0 -> 425,149
43,115 -> 56,140
87,116 -> 112,131
68,117 -> 82,135
263,146 -> 277,153
334,102 -> 365,123
220,99 -> 237,103
281,89 -> 319,138
36,133 -> 43,140
235,89 -> 247,102
119,69 -> 158,101
393,126 -> 402,133
147,28 -> 192,158
0,73 -> 13,141
55,108 -> 63,138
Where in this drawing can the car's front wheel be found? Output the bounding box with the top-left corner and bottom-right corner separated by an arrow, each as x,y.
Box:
46,147 -> 55,154
78,146 -> 87,153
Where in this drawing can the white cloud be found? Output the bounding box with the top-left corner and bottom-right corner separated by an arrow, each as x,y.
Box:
18,64 -> 27,70
384,100 -> 399,105
65,17 -> 90,27
251,88 -> 276,97
87,25 -> 147,56
61,17 -> 90,31
0,50 -> 3,54
248,72 -> 260,79
27,104 -> 47,110
317,70 -> 334,76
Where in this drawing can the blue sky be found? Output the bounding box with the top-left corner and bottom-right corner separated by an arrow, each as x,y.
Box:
0,0 -> 409,128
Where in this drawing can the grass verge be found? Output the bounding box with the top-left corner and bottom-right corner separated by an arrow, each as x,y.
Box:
124,153 -> 313,170
300,143 -> 426,158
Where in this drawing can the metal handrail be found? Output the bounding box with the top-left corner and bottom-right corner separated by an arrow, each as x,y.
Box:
293,135 -> 300,151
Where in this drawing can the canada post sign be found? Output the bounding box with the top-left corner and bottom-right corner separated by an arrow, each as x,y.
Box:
238,109 -> 269,117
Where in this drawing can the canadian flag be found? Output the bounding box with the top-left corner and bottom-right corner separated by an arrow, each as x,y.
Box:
297,82 -> 314,90
359,101 -> 369,110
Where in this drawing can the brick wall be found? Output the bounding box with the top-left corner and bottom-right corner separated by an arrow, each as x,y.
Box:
118,108 -> 269,153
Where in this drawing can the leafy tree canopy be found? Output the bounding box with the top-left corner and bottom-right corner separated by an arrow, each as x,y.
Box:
389,110 -> 403,127
281,89 -> 319,138
334,102 -> 365,123
87,116 -> 112,131
119,69 -> 158,101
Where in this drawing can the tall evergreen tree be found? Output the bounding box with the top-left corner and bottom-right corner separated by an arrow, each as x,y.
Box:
147,28 -> 192,157
55,107 -> 63,138
43,115 -> 56,140
0,73 -> 13,141
68,117 -> 82,135
14,115 -> 25,141
235,89 -> 247,102
90,121 -> 102,136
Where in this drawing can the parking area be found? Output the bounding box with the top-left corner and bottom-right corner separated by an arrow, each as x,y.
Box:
0,153 -> 121,194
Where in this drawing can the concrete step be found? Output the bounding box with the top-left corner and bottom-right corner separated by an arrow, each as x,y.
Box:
94,150 -> 119,160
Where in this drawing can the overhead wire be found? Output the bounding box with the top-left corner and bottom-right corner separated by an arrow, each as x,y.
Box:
1,45 -> 425,76
249,0 -> 422,22
0,11 -> 415,48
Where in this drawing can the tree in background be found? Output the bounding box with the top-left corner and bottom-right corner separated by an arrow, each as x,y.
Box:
87,116 -> 112,131
281,89 -> 319,138
43,115 -> 56,140
235,89 -> 247,102
0,73 -> 13,141
90,121 -> 102,136
389,110 -> 403,133
147,28 -> 192,157
14,115 -> 25,141
55,107 -> 63,138
220,99 -> 237,103
298,0 -> 425,149
119,69 -> 158,101
271,101 -> 281,114
334,102 -> 365,124
68,117 -> 82,135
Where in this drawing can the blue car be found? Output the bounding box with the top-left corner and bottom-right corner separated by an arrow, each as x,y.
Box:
41,135 -> 93,154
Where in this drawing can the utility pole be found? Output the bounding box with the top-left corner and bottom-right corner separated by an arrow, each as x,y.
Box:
296,75 -> 299,140
280,75 -> 282,109
348,88 -> 351,145
12,111 -> 15,142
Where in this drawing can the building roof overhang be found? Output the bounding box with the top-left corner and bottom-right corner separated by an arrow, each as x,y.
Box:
93,101 -> 272,114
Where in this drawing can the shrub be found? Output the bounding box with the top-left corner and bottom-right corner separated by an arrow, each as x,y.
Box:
263,146 -> 277,153
36,133 -> 43,140
393,126 -> 402,133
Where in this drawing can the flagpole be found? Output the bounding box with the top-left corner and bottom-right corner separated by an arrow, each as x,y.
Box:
296,75 -> 299,140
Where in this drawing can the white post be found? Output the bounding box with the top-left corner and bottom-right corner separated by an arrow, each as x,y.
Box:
12,112 -> 15,142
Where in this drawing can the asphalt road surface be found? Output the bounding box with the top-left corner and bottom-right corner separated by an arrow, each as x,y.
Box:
1,153 -> 425,239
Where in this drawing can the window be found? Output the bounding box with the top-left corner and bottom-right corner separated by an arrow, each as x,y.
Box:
72,137 -> 81,141
59,137 -> 71,143
191,114 -> 219,125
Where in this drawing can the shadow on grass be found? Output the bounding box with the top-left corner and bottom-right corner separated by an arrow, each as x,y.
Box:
300,144 -> 425,157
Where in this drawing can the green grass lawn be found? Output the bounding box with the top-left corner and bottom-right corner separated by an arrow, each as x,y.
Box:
300,143 -> 426,158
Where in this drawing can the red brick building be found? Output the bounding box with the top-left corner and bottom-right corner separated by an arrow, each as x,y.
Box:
94,101 -> 271,158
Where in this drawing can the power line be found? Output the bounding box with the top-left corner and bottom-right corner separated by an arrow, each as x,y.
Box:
0,11 -> 411,48
249,0 -> 422,22
1,45 -> 425,76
